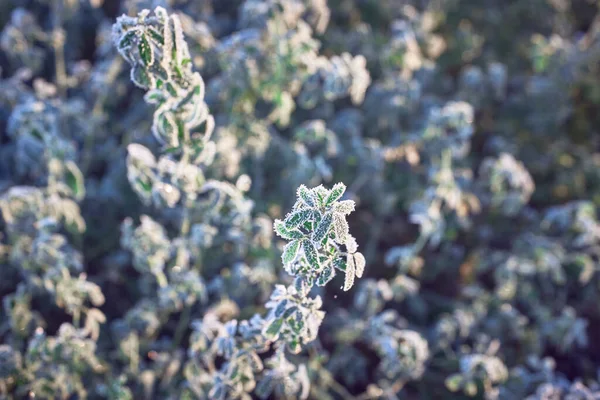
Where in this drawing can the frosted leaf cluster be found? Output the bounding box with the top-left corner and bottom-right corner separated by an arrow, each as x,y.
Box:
275,183 -> 365,291
113,6 -> 214,149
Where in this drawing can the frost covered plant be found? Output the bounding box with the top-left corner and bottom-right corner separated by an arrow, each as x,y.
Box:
262,282 -> 326,354
445,353 -> 509,398
3,0 -> 600,399
298,52 -> 371,110
113,6 -> 214,151
366,311 -> 430,382
113,7 -> 364,398
184,183 -> 364,399
479,153 -> 535,216
114,6 -> 217,286
275,183 -> 365,291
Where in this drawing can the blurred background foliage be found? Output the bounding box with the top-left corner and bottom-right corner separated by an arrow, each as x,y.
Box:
1,0 -> 600,399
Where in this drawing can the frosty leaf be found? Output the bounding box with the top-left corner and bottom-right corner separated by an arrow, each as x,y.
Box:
155,113 -> 178,145
138,34 -> 154,67
312,185 -> 329,204
312,212 -> 332,243
274,220 -> 304,240
354,252 -> 366,278
118,30 -> 137,52
64,161 -> 85,201
313,211 -> 322,227
316,266 -> 336,286
282,239 -> 301,265
292,314 -> 305,333
131,63 -> 155,89
334,200 -> 355,215
332,256 -> 346,271
333,212 -> 349,244
128,144 -> 157,169
346,236 -> 358,254
288,340 -> 302,354
263,318 -> 283,340
282,306 -> 297,319
344,253 -> 356,291
172,13 -> 188,67
285,209 -> 313,229
144,89 -> 167,105
147,27 -> 164,45
294,277 -> 310,296
325,183 -> 346,207
297,185 -> 316,207
274,300 -> 288,318
302,239 -> 320,270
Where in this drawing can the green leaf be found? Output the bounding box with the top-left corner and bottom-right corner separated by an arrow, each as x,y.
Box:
229,365 -> 239,380
153,64 -> 169,82
312,213 -> 332,243
292,315 -> 304,333
285,209 -> 313,229
156,113 -> 177,145
274,300 -> 288,318
333,257 -> 346,271
64,161 -> 85,201
288,340 -> 301,354
177,85 -> 198,109
325,183 -> 346,207
138,34 -> 154,67
313,211 -> 322,226
316,266 -> 335,286
162,146 -> 182,155
136,178 -> 153,195
294,277 -> 309,295
176,119 -> 185,145
130,64 -> 155,89
118,30 -> 137,51
282,239 -> 301,265
144,90 -> 166,105
297,185 -> 316,207
282,306 -> 297,319
30,128 -> 43,141
263,318 -> 283,340
302,239 -> 320,270
302,220 -> 313,231
147,27 -> 164,45
313,185 -> 328,206
165,82 -> 178,97
274,220 -> 304,240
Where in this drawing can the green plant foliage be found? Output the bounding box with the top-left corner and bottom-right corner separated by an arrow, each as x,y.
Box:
1,0 -> 600,399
